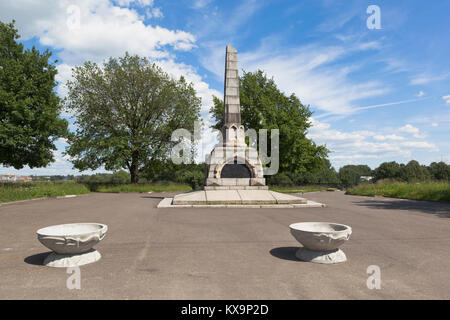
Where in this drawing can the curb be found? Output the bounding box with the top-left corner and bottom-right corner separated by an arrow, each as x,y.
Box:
157,197 -> 326,209
0,194 -> 80,207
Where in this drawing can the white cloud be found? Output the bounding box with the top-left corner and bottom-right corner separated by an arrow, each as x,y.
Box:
432,123 -> 439,127
417,91 -> 425,97
398,124 -> 426,138
373,134 -> 405,141
55,64 -> 73,98
350,97 -> 426,113
1,0 -> 218,113
145,6 -> 163,19
56,138 -> 68,145
398,124 -> 419,134
0,0 -> 195,66
155,59 -> 222,113
192,0 -> 214,9
115,0 -> 154,7
308,118 -> 439,168
230,42 -> 388,117
410,73 -> 449,85
400,141 -> 438,151
443,95 -> 450,104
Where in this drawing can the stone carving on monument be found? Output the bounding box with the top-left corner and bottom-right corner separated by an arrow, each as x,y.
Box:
205,45 -> 266,190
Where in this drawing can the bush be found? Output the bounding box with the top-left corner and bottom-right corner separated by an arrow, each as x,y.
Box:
346,181 -> 450,202
268,172 -> 293,186
180,171 -> 204,190
110,170 -> 130,184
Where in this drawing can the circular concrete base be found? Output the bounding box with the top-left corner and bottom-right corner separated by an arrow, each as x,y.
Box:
295,247 -> 347,264
43,249 -> 101,268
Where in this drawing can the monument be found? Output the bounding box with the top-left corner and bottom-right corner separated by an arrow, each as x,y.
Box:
204,45 -> 266,190
159,45 -> 325,208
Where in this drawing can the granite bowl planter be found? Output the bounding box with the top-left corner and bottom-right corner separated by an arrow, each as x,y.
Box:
289,222 -> 352,264
37,223 -> 107,267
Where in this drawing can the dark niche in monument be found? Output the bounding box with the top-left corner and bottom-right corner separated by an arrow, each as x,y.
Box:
220,162 -> 252,179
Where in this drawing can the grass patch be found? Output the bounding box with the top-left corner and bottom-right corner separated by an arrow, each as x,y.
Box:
0,181 -> 90,203
269,185 -> 334,193
94,182 -> 192,193
346,181 -> 450,202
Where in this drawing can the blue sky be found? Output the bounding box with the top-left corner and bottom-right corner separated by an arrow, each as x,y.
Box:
1,0 -> 449,175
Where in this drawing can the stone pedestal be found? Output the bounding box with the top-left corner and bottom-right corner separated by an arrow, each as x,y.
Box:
295,248 -> 347,264
43,249 -> 101,268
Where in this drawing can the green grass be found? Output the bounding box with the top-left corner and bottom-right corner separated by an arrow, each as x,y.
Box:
269,185 -> 336,193
346,181 -> 450,202
94,182 -> 192,193
0,181 -> 90,203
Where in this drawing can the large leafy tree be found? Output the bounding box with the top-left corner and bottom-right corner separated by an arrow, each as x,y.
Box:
65,53 -> 202,183
0,21 -> 68,169
399,160 -> 431,182
374,161 -> 402,181
210,70 -> 328,175
428,161 -> 450,181
339,165 -> 372,187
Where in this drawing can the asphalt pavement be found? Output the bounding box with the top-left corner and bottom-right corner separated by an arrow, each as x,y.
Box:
0,191 -> 449,299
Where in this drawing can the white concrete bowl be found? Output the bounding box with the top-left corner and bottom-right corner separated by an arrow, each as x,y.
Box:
289,222 -> 352,264
37,223 -> 107,267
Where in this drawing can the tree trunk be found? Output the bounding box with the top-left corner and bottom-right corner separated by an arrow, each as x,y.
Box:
130,154 -> 139,184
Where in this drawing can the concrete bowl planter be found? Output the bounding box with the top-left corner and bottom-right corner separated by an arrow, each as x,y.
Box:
37,223 -> 107,267
289,222 -> 352,264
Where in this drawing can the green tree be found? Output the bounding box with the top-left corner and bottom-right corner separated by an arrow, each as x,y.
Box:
428,161 -> 450,181
374,161 -> 402,181
0,21 -> 68,169
400,160 -> 430,182
311,159 -> 341,185
110,170 -> 130,184
209,70 -> 328,175
285,159 -> 340,185
65,53 -> 202,183
339,165 -> 372,187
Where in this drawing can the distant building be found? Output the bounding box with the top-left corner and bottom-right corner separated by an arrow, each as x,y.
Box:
360,176 -> 374,182
0,174 -> 15,182
0,174 -> 32,182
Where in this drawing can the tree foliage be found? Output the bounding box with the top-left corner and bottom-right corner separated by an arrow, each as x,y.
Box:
428,161 -> 450,181
374,161 -> 402,181
209,70 -> 328,175
399,160 -> 431,182
339,165 -> 372,187
65,53 -> 202,183
374,160 -> 445,183
0,21 -> 68,169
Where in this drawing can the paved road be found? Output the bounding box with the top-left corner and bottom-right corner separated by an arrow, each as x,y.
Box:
0,191 -> 449,299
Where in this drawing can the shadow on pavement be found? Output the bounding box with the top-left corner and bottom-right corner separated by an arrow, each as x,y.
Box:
352,198 -> 450,218
24,252 -> 50,266
269,247 -> 301,262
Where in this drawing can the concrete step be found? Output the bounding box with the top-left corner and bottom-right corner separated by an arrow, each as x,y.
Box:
172,190 -> 308,205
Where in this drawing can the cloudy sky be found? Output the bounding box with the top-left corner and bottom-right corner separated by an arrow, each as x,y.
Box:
1,0 -> 449,175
